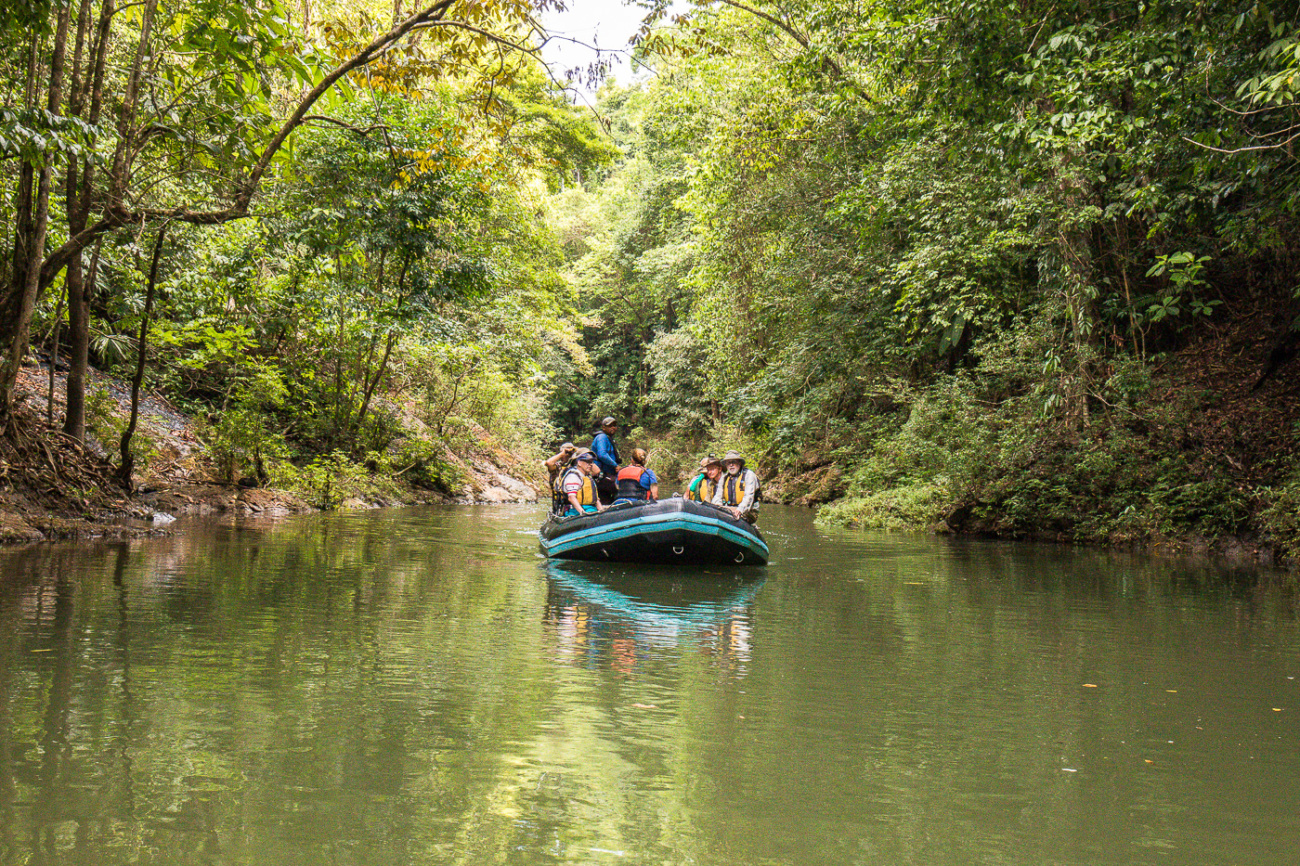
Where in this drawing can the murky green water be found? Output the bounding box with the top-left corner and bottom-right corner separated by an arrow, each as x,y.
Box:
1,505 -> 1297,865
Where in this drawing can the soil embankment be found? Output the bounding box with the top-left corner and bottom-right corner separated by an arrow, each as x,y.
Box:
1,363 -> 541,545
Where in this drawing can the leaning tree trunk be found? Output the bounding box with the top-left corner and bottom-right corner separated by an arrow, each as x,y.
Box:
118,222 -> 168,488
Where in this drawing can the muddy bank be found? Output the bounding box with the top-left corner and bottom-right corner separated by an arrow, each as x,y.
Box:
1,363 -> 542,546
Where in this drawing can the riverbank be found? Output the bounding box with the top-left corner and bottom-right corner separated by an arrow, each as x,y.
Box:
0,363 -> 542,545
759,303 -> 1300,572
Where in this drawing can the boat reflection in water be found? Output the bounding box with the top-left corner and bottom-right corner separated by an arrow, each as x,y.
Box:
542,560 -> 765,678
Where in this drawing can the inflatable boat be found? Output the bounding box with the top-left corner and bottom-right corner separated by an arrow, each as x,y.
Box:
539,497 -> 768,566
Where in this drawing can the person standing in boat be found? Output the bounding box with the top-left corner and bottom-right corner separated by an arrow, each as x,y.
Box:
685,455 -> 723,503
561,450 -> 606,517
591,416 -> 621,505
614,448 -> 659,503
543,442 -> 576,513
712,450 -> 761,524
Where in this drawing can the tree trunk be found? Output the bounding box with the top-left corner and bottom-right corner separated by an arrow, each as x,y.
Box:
3,0 -> 468,421
63,0 -> 114,442
45,292 -> 65,425
353,253 -> 407,451
0,11 -> 70,423
118,222 -> 168,488
64,239 -> 101,442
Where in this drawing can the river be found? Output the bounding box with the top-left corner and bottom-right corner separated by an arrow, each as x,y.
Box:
0,504 -> 1297,865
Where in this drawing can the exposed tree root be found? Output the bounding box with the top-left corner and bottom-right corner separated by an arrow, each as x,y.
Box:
1,400 -> 127,515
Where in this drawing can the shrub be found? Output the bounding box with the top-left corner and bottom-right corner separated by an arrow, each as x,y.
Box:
1258,472 -> 1300,564
817,482 -> 949,530
390,438 -> 466,495
206,406 -> 286,485
84,386 -> 160,474
288,451 -> 374,510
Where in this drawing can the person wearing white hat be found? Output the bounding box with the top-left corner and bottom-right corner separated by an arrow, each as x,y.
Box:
711,449 -> 760,524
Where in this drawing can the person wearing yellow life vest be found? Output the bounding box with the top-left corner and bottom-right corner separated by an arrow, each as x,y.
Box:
560,450 -> 606,517
614,448 -> 659,503
711,449 -> 760,524
685,454 -> 723,503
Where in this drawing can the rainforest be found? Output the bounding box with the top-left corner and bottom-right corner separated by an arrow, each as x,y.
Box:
2,0 -> 1299,564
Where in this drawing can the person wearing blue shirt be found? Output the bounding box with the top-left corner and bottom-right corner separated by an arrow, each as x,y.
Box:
591,416 -> 621,504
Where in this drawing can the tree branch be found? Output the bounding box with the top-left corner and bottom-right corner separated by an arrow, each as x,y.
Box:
711,0 -> 872,103
303,114 -> 390,135
1184,131 -> 1300,154
38,0 -> 462,289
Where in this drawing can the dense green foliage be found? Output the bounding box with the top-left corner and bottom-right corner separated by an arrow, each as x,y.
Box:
6,0 -> 1300,559
2,0 -> 609,501
557,0 -> 1300,559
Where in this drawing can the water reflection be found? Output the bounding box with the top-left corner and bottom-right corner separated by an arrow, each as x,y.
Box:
0,506 -> 1296,866
543,562 -> 763,679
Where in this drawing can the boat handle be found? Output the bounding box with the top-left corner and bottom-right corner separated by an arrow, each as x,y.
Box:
734,552 -> 745,563
673,546 -> 684,555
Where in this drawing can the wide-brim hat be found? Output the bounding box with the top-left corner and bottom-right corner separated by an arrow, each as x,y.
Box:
573,449 -> 596,463
722,450 -> 745,466
600,416 -> 618,427
699,454 -> 723,470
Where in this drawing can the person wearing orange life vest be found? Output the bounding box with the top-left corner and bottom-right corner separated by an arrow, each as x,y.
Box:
711,449 -> 760,524
614,448 -> 659,503
685,454 -> 723,503
560,450 -> 606,517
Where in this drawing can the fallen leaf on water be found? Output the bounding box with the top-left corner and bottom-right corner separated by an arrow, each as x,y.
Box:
1082,683 -> 1098,688
1166,689 -> 1178,694
1273,708 -> 1283,712
632,703 -> 657,710
1145,759 -> 1154,764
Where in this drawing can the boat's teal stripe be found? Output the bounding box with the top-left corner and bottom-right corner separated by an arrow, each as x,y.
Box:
546,511 -> 766,555
543,511 -> 768,559
543,514 -> 764,556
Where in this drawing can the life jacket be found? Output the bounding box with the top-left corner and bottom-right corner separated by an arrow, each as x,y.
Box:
550,471 -> 568,515
616,465 -> 649,500
551,484 -> 564,515
718,471 -> 753,507
686,473 -> 716,503
561,467 -> 598,511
